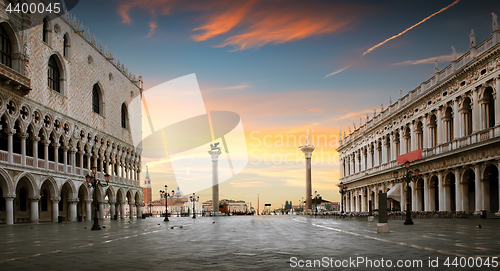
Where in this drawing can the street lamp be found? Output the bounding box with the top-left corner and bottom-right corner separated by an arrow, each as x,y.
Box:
338,182 -> 347,213
393,160 -> 420,225
189,193 -> 199,219
85,166 -> 110,231
159,185 -> 171,221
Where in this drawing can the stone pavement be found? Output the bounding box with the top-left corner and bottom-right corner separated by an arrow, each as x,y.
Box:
0,216 -> 499,270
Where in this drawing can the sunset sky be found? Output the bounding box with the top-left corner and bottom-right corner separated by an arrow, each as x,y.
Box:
71,0 -> 499,211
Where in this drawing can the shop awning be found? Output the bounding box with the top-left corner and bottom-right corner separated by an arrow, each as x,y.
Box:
387,183 -> 401,202
397,149 -> 422,165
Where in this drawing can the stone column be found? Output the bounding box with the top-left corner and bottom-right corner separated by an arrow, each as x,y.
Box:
443,179 -> 450,211
129,200 -> 135,218
70,149 -> 76,174
62,146 -> 68,173
79,152 -> 84,173
497,160 -> 500,215
423,175 -> 430,211
472,88 -> 480,133
85,199 -> 92,221
32,136 -> 39,168
422,115 -> 429,149
382,139 -> 388,164
367,148 -> 373,169
20,132 -> 27,165
360,189 -> 365,212
7,128 -> 15,163
482,176 -> 490,213
120,202 -> 125,219
99,201 -> 104,219
438,172 -> 444,211
51,197 -> 60,222
68,198 -> 78,222
437,108 -> 443,145
209,147 -> 222,214
43,140 -> 50,170
109,199 -> 116,219
53,143 -> 60,170
137,203 -> 143,218
411,182 -> 417,211
5,195 -> 15,225
495,77 -> 500,127
455,168 -> 462,211
30,196 -> 41,224
401,182 -> 406,211
300,145 -> 315,210
453,99 -> 460,140
474,164 -> 482,213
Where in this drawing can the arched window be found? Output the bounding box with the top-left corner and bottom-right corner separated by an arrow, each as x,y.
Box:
92,84 -> 101,114
443,107 -> 453,142
48,55 -> 60,93
461,98 -> 473,136
43,18 -> 49,43
63,34 -> 70,58
121,103 -> 128,129
0,25 -> 12,67
429,114 -> 437,147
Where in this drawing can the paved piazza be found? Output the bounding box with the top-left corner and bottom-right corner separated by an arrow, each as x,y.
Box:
1,216 -> 499,270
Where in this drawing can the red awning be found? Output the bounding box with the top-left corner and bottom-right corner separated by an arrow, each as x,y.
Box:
397,149 -> 423,165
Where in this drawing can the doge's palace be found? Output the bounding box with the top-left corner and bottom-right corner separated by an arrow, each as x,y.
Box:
338,16 -> 500,216
0,2 -> 143,224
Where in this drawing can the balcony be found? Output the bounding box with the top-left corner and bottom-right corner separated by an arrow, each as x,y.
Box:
0,64 -> 31,96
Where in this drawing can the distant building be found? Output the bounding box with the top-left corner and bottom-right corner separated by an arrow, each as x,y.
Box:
143,167 -> 152,212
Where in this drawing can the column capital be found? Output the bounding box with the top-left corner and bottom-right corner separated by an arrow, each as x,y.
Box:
129,200 -> 136,205
67,198 -> 79,203
19,132 -> 29,139
85,199 -> 93,204
108,200 -> 116,205
31,135 -> 40,142
51,197 -> 61,202
42,140 -> 51,146
7,128 -> 16,135
5,194 -> 16,200
29,196 -> 41,201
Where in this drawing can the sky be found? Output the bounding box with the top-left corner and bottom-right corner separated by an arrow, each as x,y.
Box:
70,0 -> 499,211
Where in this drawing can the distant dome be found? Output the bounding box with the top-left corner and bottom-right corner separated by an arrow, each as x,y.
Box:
173,187 -> 183,197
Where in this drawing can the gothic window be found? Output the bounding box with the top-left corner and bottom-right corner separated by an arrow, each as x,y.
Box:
121,103 -> 128,129
43,18 -> 49,43
63,34 -> 70,58
92,84 -> 102,114
48,55 -> 61,93
0,25 -> 12,67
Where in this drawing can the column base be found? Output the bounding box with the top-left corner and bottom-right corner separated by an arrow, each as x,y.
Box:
495,211 -> 500,216
367,216 -> 375,222
377,223 -> 389,233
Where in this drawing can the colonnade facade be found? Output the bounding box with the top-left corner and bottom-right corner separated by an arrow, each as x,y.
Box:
0,4 -> 144,224
338,26 -> 500,216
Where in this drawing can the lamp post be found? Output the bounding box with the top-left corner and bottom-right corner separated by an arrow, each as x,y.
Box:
393,160 -> 420,225
85,166 -> 110,231
189,193 -> 199,219
159,185 -> 171,222
338,182 -> 347,213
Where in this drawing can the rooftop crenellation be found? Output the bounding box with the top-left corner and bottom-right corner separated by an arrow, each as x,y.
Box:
61,11 -> 142,88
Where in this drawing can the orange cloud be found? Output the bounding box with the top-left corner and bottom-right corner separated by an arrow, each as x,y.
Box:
204,2 -> 357,51
191,1 -> 257,42
117,0 -> 176,37
118,1 -> 358,47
